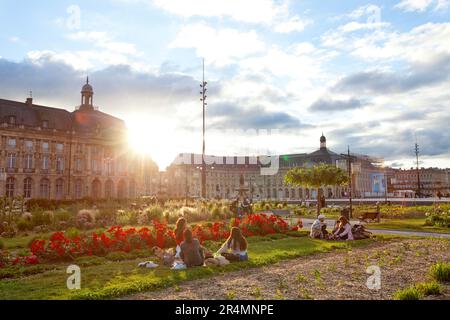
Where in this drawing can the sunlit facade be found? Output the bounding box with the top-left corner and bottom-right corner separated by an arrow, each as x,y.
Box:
0,80 -> 158,199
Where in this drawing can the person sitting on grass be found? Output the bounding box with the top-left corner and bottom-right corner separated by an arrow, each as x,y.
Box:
180,229 -> 204,268
216,227 -> 248,262
310,214 -> 328,239
332,216 -> 354,240
174,217 -> 187,258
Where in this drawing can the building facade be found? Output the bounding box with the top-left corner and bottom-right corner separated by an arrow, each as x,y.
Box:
0,79 -> 158,200
391,167 -> 450,197
165,135 -> 387,200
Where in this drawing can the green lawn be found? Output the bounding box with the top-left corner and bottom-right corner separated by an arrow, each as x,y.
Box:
0,235 -> 376,300
367,218 -> 450,234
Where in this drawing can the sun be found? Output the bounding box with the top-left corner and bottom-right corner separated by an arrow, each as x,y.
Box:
126,115 -> 182,170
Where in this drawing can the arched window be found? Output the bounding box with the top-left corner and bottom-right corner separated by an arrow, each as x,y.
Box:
24,178 -> 33,198
291,188 -> 296,199
105,180 -> 114,198
40,178 -> 50,199
6,177 -> 15,198
56,179 -> 64,200
298,188 -> 303,199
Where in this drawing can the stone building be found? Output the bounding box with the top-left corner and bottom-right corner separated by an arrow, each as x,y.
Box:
165,134 -> 385,200
0,79 -> 158,200
391,167 -> 450,197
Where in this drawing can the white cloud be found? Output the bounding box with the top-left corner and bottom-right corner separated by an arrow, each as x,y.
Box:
394,0 -> 449,12
169,23 -> 265,66
68,31 -> 140,56
273,15 -> 312,33
152,0 -> 286,24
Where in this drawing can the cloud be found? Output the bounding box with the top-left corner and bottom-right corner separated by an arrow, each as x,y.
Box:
169,23 -> 265,66
309,97 -> 365,112
333,53 -> 450,94
68,32 -> 140,55
273,15 -> 313,33
206,102 -> 305,130
151,0 -> 285,24
0,56 -> 202,117
394,0 -> 448,12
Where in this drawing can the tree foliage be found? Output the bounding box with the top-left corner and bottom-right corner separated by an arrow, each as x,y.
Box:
284,164 -> 349,188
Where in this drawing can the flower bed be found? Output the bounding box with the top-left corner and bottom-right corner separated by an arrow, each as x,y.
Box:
0,214 -> 300,267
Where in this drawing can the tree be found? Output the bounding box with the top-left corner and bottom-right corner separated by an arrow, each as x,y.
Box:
284,164 -> 349,216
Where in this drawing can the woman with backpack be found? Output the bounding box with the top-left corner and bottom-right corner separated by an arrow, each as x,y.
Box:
180,229 -> 204,268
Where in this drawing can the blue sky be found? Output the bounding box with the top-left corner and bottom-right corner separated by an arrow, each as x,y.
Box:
1,0 -> 450,169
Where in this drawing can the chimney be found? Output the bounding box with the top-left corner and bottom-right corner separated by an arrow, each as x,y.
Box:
26,97 -> 33,107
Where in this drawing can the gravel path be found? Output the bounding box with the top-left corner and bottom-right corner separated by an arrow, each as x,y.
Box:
125,238 -> 450,300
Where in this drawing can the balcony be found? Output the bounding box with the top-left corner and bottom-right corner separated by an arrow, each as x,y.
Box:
6,168 -> 18,173
23,168 -> 35,174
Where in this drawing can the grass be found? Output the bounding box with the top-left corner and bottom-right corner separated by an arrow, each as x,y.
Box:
394,281 -> 443,300
430,262 -> 450,282
367,218 -> 450,234
0,235 -> 375,300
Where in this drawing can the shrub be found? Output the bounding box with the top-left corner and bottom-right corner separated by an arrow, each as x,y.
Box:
31,210 -> 54,227
17,219 -> 32,232
95,208 -> 117,227
430,262 -> 450,282
65,227 -> 81,239
145,205 -> 164,221
211,205 -> 222,220
416,281 -> 442,296
394,287 -> 423,300
76,209 -> 96,230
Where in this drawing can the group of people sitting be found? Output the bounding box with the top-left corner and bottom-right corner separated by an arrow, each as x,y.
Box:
151,217 -> 249,269
310,214 -> 354,240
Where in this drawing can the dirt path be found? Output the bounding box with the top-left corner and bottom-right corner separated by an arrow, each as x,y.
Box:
125,238 -> 450,300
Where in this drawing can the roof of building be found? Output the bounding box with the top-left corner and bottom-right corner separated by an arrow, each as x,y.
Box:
0,98 -> 125,134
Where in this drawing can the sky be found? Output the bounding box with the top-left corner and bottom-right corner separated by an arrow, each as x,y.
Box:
0,0 -> 450,170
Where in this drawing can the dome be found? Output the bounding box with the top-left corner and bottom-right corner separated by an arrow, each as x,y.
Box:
81,77 -> 93,93
320,134 -> 326,143
82,83 -> 93,93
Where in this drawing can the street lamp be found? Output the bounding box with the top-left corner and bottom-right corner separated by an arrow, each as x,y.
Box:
200,59 -> 208,199
340,146 -> 357,219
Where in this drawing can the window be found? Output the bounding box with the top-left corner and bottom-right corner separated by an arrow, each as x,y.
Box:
42,142 -> 49,152
8,116 -> 16,125
57,157 -> 65,172
8,138 -> 16,147
42,155 -> 49,170
106,160 -> 114,176
56,143 -> 64,152
7,153 -> 16,169
40,179 -> 50,199
75,158 -> 82,171
42,120 -> 49,128
24,154 -> 33,169
92,159 -> 99,172
75,179 -> 83,199
76,144 -> 82,153
56,179 -> 64,200
25,140 -> 33,149
24,178 -> 32,198
6,177 -> 15,198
